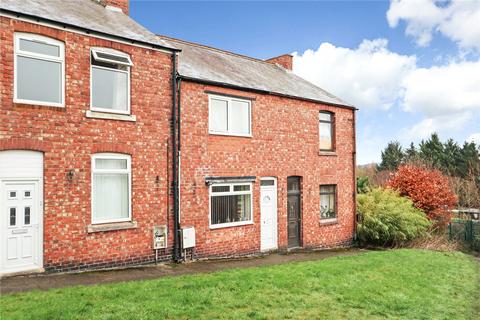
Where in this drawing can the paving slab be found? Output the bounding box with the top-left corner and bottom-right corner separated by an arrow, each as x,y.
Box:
0,248 -> 364,295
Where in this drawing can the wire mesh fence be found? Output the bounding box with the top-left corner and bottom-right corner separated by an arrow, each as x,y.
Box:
448,218 -> 480,251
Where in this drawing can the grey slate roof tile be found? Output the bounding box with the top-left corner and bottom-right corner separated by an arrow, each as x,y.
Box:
0,0 -> 177,51
162,37 -> 354,108
1,0 -> 352,107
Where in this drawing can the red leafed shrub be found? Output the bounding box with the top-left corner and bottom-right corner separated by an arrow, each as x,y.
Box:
388,164 -> 457,226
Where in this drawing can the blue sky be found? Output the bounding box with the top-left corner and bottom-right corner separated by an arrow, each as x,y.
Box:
131,0 -> 480,164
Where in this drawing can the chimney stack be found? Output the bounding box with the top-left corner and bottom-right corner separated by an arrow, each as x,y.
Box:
265,54 -> 293,70
95,0 -> 130,15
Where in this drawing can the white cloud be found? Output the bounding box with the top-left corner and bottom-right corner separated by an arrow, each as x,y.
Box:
387,0 -> 480,50
467,133 -> 480,144
401,60 -> 480,116
293,38 -> 480,161
400,112 -> 473,142
293,39 -> 416,109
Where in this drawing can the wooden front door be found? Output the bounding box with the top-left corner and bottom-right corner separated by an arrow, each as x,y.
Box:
287,177 -> 301,248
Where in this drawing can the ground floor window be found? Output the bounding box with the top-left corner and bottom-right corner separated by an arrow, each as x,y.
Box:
210,183 -> 252,228
320,185 -> 337,220
91,153 -> 131,224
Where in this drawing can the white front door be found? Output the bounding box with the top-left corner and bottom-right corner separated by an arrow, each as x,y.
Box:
1,181 -> 42,274
260,178 -> 278,252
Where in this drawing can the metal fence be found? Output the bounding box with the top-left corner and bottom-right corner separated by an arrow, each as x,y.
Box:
448,218 -> 480,251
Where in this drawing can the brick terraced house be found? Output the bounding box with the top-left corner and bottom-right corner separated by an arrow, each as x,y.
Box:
0,0 -> 357,275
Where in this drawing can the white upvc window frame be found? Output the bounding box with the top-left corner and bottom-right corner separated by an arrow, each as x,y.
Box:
91,153 -> 132,224
13,32 -> 65,107
208,94 -> 252,137
209,182 -> 254,229
90,48 -> 132,115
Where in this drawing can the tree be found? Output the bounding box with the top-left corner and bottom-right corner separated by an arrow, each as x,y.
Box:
388,164 -> 457,227
404,142 -> 418,162
441,139 -> 462,176
357,188 -> 431,246
419,133 -> 444,169
356,176 -> 370,194
458,141 -> 480,179
377,141 -> 404,171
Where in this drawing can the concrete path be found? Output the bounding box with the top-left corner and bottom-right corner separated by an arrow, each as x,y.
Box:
1,248 -> 364,295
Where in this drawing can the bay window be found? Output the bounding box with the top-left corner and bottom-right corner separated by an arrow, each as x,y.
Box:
14,33 -> 64,106
210,183 -> 253,228
91,48 -> 132,114
91,153 -> 131,224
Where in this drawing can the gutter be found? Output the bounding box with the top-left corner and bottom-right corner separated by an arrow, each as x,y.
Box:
178,75 -> 358,111
0,8 -> 181,53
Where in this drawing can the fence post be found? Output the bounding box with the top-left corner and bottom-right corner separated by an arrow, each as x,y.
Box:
467,220 -> 473,242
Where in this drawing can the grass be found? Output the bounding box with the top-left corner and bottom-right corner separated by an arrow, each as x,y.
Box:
1,249 -> 479,320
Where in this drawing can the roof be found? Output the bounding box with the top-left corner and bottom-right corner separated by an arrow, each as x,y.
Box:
0,0 -> 178,51
160,36 -> 354,108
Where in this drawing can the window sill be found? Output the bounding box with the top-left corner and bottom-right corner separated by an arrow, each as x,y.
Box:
209,132 -> 252,138
14,98 -> 64,108
210,221 -> 254,230
319,151 -> 337,156
87,221 -> 137,233
320,218 -> 338,226
86,110 -> 136,122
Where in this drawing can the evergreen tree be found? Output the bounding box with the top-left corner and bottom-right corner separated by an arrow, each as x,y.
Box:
442,139 -> 462,176
419,133 -> 444,169
458,141 -> 480,179
404,142 -> 418,162
377,141 -> 404,171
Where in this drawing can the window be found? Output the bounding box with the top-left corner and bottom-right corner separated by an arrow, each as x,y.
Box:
320,185 -> 336,220
91,48 -> 132,114
209,95 -> 251,136
9,208 -> 16,226
91,153 -> 131,224
14,33 -> 64,106
210,183 -> 253,228
319,111 -> 334,151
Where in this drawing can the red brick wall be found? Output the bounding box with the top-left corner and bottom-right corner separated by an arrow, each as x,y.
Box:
266,54 -> 293,70
96,0 -> 130,15
0,16 -> 355,272
0,17 -> 174,271
179,82 -> 356,258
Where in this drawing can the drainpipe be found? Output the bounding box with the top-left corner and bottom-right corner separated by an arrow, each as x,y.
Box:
171,52 -> 181,262
352,109 -> 357,241
177,77 -> 182,222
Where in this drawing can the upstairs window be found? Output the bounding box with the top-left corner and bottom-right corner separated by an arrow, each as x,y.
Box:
210,183 -> 253,228
14,33 -> 64,107
209,95 -> 251,136
319,111 -> 334,151
91,48 -> 132,114
320,185 -> 337,221
91,153 -> 131,224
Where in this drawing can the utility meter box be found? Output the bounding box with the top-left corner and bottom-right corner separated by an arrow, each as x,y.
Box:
181,227 -> 196,249
153,225 -> 167,249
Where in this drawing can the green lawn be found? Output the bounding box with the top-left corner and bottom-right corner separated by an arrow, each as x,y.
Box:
1,249 -> 479,320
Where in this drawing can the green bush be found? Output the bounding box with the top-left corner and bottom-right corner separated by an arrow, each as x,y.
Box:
357,188 -> 432,246
356,176 -> 371,194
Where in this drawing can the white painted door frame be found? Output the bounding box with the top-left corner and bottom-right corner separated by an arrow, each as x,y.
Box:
0,179 -> 44,275
260,177 -> 278,252
0,150 -> 44,276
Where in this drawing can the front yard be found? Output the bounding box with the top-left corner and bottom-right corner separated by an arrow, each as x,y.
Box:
1,249 -> 478,319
